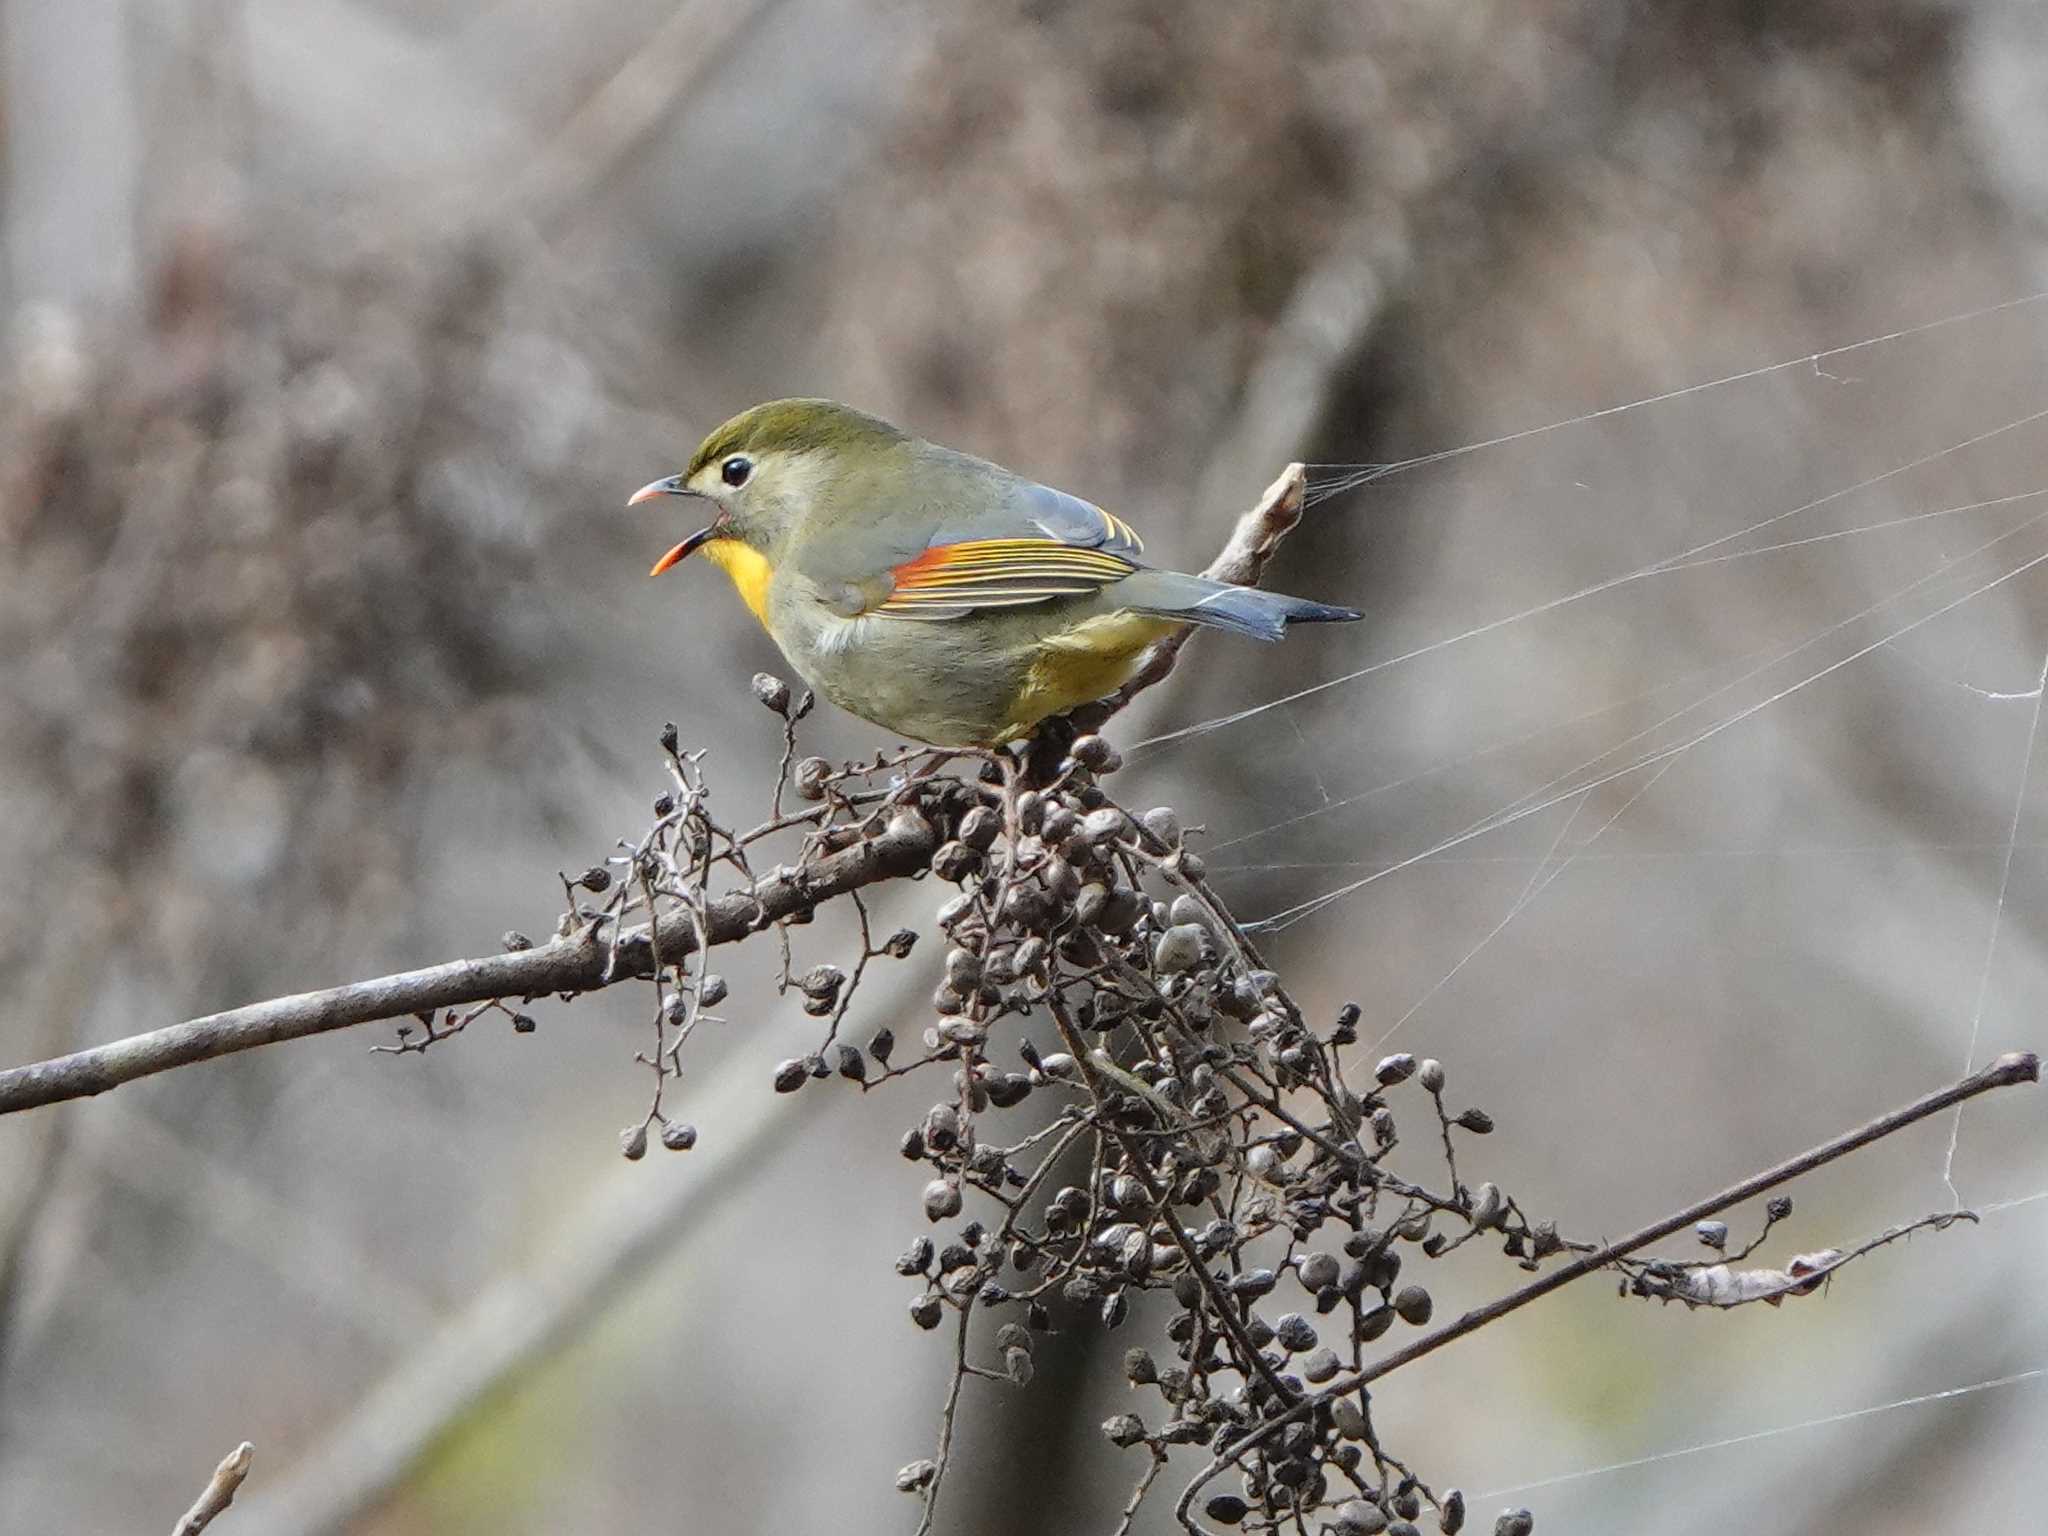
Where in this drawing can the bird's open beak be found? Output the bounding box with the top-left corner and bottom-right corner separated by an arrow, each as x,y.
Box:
647,525 -> 718,577
629,475 -> 717,576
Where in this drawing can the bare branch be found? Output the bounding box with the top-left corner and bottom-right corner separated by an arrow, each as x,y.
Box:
172,1441 -> 253,1536
1348,1050 -> 2038,1389
0,811 -> 938,1116
1099,463 -> 1310,716
229,1043 -> 804,1536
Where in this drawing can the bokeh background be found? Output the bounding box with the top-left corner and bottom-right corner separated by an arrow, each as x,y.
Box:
4,1 -> 2048,1531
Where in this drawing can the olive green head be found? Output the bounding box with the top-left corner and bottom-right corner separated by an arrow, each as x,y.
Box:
630,398 -> 908,573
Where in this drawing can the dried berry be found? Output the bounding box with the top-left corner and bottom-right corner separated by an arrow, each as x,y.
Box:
1470,1182 -> 1506,1230
659,1122 -> 697,1152
1393,1285 -> 1434,1325
1273,1313 -> 1318,1353
1037,1052 -> 1077,1081
944,947 -> 982,988
1080,807 -> 1129,844
895,1459 -> 937,1492
1140,806 -> 1182,846
798,963 -> 845,999
932,840 -> 982,883
1375,1052 -> 1417,1085
793,756 -> 832,800
922,1179 -> 963,1222
1040,805 -> 1080,847
1440,1489 -> 1466,1534
1153,923 -> 1207,975
957,805 -> 1002,851
1205,1494 -> 1250,1526
984,1072 -> 1032,1109
1335,1502 -> 1389,1535
772,1059 -> 808,1093
1296,1251 -> 1340,1292
618,1124 -> 648,1160
1101,1413 -> 1147,1448
750,671 -> 793,714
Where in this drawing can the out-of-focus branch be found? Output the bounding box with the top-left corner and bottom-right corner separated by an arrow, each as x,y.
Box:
227,1039 -> 810,1536
0,810 -> 938,1116
513,0 -> 791,231
172,1441 -> 253,1536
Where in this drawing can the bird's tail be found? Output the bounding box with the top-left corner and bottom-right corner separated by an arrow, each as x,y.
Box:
1117,569 -> 1361,643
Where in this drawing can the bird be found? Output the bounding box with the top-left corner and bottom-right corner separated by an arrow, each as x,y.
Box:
629,399 -> 1360,747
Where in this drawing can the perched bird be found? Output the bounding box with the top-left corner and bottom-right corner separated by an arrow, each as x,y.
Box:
630,399 -> 1359,746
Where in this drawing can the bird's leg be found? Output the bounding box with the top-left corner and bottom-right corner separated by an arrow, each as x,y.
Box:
884,749 -> 961,802
884,745 -> 1010,805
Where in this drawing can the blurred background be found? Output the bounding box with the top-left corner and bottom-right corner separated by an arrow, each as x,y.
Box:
3,0 -> 2047,1531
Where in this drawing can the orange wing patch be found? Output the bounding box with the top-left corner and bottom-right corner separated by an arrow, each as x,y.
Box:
879,538 -> 1137,617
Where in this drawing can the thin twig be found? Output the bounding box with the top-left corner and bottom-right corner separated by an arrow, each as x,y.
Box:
1351,1052 -> 2037,1387
172,1441 -> 253,1536
1114,1446 -> 1171,1536
1626,1210 -> 1975,1308
912,1298 -> 977,1536
1100,464 -> 1309,717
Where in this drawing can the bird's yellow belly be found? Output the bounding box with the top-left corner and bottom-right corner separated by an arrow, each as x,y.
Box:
998,610 -> 1177,742
738,568 -> 1176,747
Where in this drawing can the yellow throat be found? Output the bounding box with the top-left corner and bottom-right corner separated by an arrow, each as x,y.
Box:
702,539 -> 775,627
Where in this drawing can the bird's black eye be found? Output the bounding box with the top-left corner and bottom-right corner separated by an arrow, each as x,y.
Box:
721,455 -> 753,488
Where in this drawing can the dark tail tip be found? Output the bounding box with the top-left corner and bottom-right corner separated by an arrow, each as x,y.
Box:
1283,598 -> 1363,625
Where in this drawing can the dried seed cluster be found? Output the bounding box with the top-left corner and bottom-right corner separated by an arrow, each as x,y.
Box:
859,731 -> 1570,1535
388,680 -> 1965,1536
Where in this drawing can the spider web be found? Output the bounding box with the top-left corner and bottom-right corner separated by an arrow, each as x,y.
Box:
1125,284 -> 2048,1532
